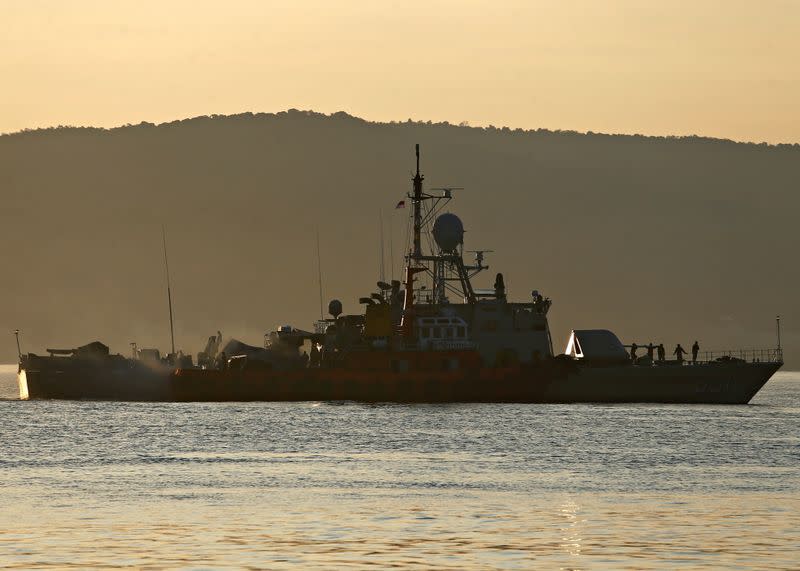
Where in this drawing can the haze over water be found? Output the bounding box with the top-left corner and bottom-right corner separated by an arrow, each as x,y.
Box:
1,366 -> 797,569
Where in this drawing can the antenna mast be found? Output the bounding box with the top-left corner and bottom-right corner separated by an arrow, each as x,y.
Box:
14,329 -> 21,360
411,144 -> 424,261
379,210 -> 386,282
316,228 -> 324,321
389,213 -> 395,281
162,226 -> 176,356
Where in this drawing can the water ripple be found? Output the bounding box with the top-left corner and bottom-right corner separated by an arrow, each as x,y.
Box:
0,369 -> 798,568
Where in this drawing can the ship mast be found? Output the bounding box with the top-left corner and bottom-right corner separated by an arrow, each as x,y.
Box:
402,144 -> 479,312
401,144 -> 426,337
412,144 -> 424,261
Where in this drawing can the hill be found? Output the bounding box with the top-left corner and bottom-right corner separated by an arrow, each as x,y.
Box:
2,110 -> 798,366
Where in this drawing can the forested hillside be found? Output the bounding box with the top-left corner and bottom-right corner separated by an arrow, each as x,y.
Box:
2,110 -> 798,365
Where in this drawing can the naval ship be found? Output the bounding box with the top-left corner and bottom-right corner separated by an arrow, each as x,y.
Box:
18,145 -> 782,402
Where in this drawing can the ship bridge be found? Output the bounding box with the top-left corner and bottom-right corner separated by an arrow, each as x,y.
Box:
415,316 -> 474,350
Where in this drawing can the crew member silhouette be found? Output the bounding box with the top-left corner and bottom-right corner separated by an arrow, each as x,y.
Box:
674,344 -> 688,363
309,344 -> 320,368
647,343 -> 655,360
657,344 -> 665,361
630,342 -> 638,361
692,341 -> 700,364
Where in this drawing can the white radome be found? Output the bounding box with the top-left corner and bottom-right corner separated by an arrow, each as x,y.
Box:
432,213 -> 464,252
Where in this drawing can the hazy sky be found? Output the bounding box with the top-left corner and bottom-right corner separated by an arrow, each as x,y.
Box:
2,0 -> 798,143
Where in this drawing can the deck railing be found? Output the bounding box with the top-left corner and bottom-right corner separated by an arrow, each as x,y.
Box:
628,345 -> 784,365
696,348 -> 783,364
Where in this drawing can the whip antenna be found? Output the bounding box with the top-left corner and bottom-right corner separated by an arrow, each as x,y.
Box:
379,210 -> 386,282
316,228 -> 324,321
162,226 -> 176,356
14,329 -> 21,360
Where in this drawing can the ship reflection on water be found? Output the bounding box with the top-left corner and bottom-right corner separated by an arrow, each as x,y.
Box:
0,370 -> 798,569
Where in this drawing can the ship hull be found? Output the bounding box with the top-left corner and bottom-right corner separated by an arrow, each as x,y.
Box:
533,361 -> 779,404
18,355 -> 171,401
19,358 -> 780,404
168,362 -> 779,404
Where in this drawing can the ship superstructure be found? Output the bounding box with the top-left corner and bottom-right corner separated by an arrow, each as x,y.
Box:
396,144 -> 554,366
290,144 -> 554,371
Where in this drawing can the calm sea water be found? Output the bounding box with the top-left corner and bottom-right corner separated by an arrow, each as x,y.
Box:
0,365 -> 798,569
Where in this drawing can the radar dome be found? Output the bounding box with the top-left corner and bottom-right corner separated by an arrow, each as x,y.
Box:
328,299 -> 343,318
432,213 -> 464,252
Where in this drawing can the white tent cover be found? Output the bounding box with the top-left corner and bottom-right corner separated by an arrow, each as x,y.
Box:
565,329 -> 628,362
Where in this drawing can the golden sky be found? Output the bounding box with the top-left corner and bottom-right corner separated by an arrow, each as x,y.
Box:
2,0 -> 798,142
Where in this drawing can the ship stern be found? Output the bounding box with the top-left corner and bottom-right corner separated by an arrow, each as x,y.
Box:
17,365 -> 30,400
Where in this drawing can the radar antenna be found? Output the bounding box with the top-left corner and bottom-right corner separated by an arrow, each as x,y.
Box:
468,250 -> 493,270
430,187 -> 464,198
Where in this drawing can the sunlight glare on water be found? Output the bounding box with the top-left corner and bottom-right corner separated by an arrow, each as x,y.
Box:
0,365 -> 798,569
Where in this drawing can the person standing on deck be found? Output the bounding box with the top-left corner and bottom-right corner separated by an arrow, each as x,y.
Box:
657,344 -> 665,361
692,341 -> 700,364
674,344 -> 688,363
214,351 -> 227,370
647,343 -> 655,360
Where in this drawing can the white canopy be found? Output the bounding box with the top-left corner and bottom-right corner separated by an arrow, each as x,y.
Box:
565,329 -> 629,363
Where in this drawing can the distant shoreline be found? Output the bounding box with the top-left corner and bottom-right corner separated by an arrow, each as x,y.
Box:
3,109 -> 798,148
